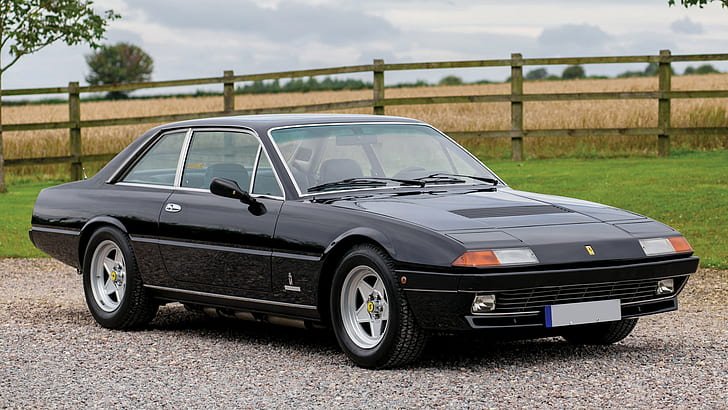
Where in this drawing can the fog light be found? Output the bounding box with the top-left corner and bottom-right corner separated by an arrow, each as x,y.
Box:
472,294 -> 496,313
656,279 -> 675,295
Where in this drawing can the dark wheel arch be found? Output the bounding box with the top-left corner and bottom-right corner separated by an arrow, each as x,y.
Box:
318,234 -> 394,327
78,217 -> 129,268
82,225 -> 158,329
329,242 -> 427,368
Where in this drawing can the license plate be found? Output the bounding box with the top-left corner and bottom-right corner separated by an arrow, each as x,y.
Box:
545,299 -> 621,328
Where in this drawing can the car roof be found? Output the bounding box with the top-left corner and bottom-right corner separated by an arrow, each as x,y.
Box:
161,114 -> 424,130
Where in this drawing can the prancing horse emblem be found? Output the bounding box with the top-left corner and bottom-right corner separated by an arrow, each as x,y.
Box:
585,245 -> 595,256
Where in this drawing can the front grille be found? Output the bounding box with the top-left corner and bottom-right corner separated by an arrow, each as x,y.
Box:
493,276 -> 687,313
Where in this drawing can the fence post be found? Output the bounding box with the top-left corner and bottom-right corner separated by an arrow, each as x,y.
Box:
373,59 -> 385,115
68,82 -> 82,180
223,70 -> 235,114
510,53 -> 524,161
658,50 -> 672,157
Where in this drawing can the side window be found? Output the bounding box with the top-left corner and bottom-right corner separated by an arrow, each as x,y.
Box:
181,131 -> 260,191
122,131 -> 186,186
252,150 -> 283,197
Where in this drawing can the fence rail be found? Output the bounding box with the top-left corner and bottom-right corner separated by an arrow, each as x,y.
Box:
2,49 -> 728,179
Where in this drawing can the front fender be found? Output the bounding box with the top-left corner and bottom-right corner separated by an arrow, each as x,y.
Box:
324,227 -> 397,259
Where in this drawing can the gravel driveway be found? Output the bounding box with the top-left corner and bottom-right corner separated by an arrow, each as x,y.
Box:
1,258 -> 726,409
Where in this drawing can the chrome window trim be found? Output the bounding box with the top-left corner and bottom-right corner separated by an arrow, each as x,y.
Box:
251,146 -> 286,199
176,126 -> 286,200
266,121 -> 505,199
249,146 -> 262,193
426,123 -> 506,187
108,128 -> 190,185
171,185 -> 284,201
174,128 -> 195,187
115,181 -> 174,190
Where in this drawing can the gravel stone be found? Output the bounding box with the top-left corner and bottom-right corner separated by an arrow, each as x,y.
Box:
1,259 -> 726,408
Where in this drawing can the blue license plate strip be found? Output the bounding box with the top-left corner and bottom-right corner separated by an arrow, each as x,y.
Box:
545,299 -> 622,328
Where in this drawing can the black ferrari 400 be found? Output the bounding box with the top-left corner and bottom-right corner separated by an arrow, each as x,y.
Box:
30,114 -> 698,368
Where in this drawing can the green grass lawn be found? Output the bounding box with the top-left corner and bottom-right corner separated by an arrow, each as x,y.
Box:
1,151 -> 726,268
0,181 -> 65,258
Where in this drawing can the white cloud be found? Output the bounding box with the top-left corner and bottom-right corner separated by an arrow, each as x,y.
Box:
671,17 -> 704,34
3,0 -> 728,93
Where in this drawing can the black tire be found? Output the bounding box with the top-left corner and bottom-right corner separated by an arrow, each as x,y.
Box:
330,243 -> 427,369
82,226 -> 158,329
561,318 -> 638,345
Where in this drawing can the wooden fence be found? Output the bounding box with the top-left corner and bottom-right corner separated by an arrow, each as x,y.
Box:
3,49 -> 728,180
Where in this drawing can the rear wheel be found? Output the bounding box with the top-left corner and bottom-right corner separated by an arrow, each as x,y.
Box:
561,318 -> 638,345
83,227 -> 158,329
330,244 -> 427,368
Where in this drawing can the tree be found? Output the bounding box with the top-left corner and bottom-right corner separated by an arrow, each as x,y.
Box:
644,62 -> 659,76
0,1 -> 119,193
562,65 -> 586,80
438,75 -> 463,86
86,42 -> 153,99
668,0 -> 728,7
684,64 -> 721,75
525,68 -> 549,80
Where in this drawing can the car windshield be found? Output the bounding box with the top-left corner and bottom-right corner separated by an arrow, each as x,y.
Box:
270,123 -> 498,194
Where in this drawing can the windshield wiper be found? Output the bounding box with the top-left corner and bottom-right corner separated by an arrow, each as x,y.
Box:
416,173 -> 499,186
307,177 -> 425,193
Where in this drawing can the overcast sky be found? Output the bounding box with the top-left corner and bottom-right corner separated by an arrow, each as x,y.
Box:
3,0 -> 728,94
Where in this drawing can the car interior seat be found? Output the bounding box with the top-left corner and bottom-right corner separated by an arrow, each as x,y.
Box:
318,158 -> 363,184
205,163 -> 250,191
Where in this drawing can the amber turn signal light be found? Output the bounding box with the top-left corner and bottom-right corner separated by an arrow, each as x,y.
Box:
668,236 -> 692,253
452,250 -> 500,267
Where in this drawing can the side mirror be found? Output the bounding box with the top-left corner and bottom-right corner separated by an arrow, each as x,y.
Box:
209,178 -> 266,216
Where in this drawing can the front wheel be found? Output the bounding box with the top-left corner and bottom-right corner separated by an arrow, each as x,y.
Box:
330,244 -> 427,368
561,318 -> 638,345
82,227 -> 158,329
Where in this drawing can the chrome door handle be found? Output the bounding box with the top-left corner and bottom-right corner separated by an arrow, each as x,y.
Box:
164,203 -> 182,213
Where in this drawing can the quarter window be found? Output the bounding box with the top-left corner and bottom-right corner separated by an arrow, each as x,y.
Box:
181,131 -> 260,191
122,131 -> 186,186
252,151 -> 283,197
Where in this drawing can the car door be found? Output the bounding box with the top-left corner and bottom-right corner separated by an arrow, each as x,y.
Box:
157,129 -> 284,296
112,129 -> 189,286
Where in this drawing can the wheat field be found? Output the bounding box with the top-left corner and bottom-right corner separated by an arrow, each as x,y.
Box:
3,74 -> 728,180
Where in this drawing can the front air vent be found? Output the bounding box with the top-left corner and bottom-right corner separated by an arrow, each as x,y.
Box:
451,205 -> 572,219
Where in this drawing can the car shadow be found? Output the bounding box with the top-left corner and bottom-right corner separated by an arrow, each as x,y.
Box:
149,304 -> 341,354
415,334 -> 654,369
138,305 -> 682,369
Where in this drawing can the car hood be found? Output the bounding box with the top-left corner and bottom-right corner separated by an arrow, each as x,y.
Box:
331,187 -> 646,231
329,187 -> 676,264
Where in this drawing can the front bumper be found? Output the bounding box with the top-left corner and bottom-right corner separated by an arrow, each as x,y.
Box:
399,256 -> 699,331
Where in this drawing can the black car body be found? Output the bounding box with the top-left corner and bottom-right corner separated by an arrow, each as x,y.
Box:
30,114 -> 699,368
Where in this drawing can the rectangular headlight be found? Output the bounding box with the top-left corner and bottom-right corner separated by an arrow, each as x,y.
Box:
640,236 -> 692,256
492,248 -> 539,265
